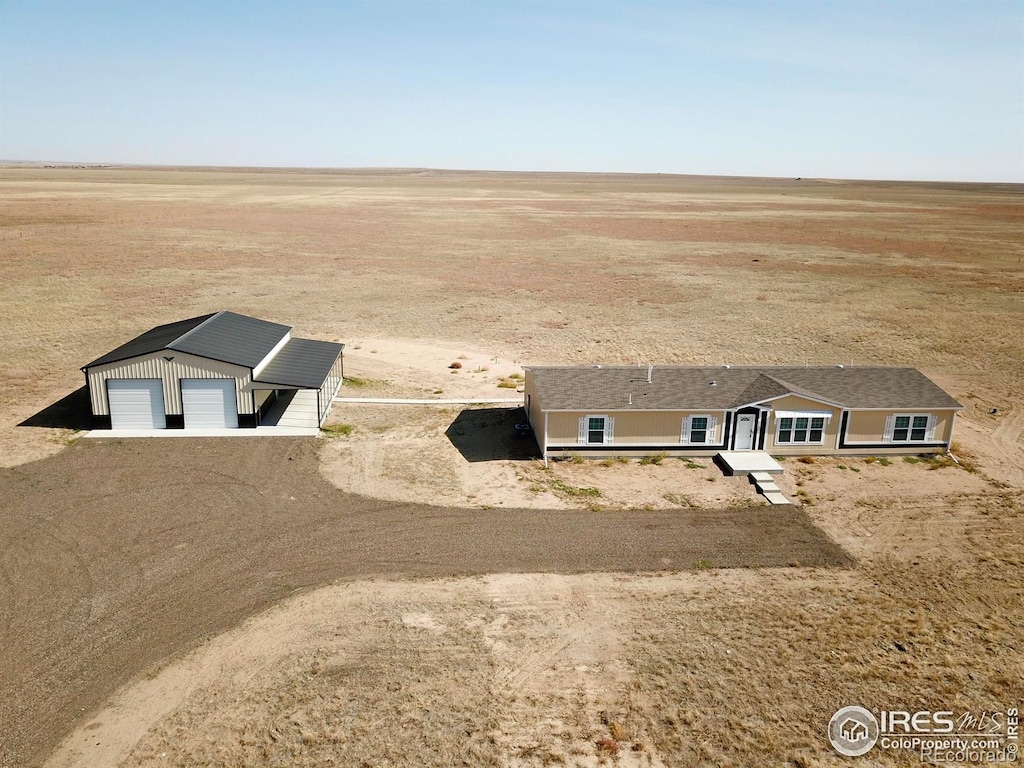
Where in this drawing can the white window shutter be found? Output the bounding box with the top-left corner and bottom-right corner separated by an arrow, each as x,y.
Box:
706,416 -> 717,443
578,416 -> 587,444
605,416 -> 614,444
883,414 -> 895,443
925,414 -> 937,441
681,417 -> 690,444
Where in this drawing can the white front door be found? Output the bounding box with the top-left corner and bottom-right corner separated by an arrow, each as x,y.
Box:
181,379 -> 238,428
734,413 -> 756,450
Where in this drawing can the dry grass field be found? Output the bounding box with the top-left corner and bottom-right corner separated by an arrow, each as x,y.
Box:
2,166 -> 1023,767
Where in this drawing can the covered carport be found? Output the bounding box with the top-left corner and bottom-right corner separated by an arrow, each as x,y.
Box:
248,338 -> 345,428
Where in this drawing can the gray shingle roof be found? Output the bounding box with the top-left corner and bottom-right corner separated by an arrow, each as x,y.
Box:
758,367 -> 962,409
252,338 -> 344,389
527,366 -> 961,411
731,373 -> 792,406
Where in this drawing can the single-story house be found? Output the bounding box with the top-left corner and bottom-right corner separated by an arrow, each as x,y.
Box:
82,311 -> 344,430
523,365 -> 962,460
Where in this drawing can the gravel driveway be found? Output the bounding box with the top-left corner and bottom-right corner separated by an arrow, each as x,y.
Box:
0,438 -> 851,767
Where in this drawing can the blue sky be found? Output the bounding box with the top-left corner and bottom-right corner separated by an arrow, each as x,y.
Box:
1,1 -> 1021,181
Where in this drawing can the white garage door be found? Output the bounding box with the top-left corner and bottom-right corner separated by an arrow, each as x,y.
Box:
108,379 -> 166,430
181,379 -> 238,429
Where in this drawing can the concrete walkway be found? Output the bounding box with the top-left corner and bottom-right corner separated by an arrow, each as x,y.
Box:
84,426 -> 318,438
714,452 -> 790,505
714,451 -> 784,475
334,397 -> 522,405
81,393 -> 514,437
261,389 -> 319,429
750,470 -> 791,505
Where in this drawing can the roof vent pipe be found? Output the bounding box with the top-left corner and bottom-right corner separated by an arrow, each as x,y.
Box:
647,363 -> 653,383
628,392 -> 632,405
709,380 -> 717,387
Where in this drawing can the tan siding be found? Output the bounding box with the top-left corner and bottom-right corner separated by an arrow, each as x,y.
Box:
845,409 -> 955,444
933,411 -> 955,443
767,394 -> 840,414
524,371 -> 546,455
620,412 -> 682,443
546,410 -> 722,446
845,411 -> 890,442
88,352 -> 252,415
764,396 -> 842,453
547,411 -> 582,442
524,371 -> 538,429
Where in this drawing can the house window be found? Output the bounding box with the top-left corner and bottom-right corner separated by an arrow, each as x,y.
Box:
776,416 -> 826,444
886,414 -> 936,443
681,415 -> 717,444
579,415 -> 614,444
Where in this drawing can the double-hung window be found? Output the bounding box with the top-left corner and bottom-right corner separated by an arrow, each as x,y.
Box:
681,415 -> 717,444
885,414 -> 936,443
775,415 -> 826,444
579,415 -> 614,444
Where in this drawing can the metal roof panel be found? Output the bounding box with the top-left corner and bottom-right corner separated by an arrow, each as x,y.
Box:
82,313 -> 216,369
169,311 -> 290,368
252,338 -> 344,389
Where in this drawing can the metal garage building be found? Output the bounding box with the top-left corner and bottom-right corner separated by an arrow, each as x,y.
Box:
82,311 -> 344,431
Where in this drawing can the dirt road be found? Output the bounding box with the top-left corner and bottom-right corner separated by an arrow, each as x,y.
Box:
0,438 -> 849,767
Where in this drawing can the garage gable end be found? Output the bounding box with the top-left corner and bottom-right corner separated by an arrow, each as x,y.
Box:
86,351 -> 253,418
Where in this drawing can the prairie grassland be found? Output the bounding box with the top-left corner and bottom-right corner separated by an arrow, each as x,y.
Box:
2,168 -> 1022,467
4,168 -> 1022,767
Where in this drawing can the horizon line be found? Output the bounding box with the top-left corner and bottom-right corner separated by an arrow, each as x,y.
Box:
1,159 -> 1021,187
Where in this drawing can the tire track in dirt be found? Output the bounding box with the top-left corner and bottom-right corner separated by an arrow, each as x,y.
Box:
991,407 -> 1024,444
990,408 -> 1024,483
483,574 -> 667,766
834,490 -> 1012,562
958,409 -> 1024,488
